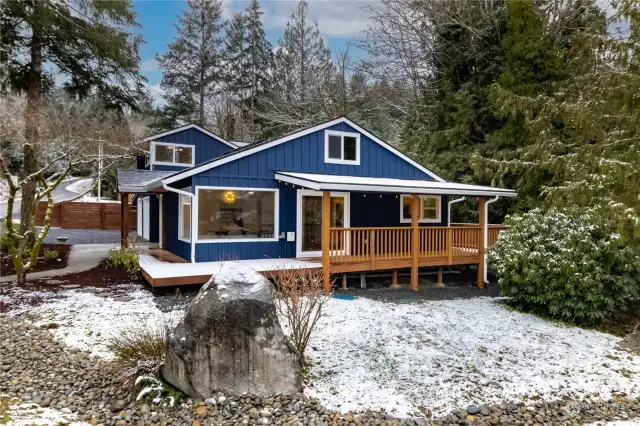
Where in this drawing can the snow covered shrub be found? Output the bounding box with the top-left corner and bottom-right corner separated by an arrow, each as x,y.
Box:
488,209 -> 640,324
107,320 -> 168,388
269,267 -> 334,368
107,246 -> 139,273
134,376 -> 181,407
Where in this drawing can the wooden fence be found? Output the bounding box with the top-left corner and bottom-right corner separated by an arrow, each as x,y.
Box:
35,201 -> 137,231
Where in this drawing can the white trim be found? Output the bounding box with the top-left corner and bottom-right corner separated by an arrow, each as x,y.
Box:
296,189 -> 351,258
158,194 -> 163,248
151,141 -> 195,167
399,194 -> 441,224
274,172 -> 517,197
142,197 -> 151,240
143,123 -> 237,148
178,193 -> 192,243
324,130 -> 360,165
162,117 -> 446,185
194,186 -> 279,244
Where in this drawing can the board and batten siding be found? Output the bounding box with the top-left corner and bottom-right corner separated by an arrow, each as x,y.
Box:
185,121 -> 445,262
163,191 -> 191,261
150,127 -> 234,172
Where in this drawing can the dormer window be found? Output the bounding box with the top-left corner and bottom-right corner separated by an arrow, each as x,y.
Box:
152,141 -> 194,166
324,130 -> 360,165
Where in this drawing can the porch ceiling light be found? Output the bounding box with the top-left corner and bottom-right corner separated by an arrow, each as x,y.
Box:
223,190 -> 237,204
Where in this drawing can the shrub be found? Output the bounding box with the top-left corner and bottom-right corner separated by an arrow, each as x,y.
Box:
43,248 -> 59,259
269,266 -> 333,368
107,320 -> 168,388
488,209 -> 640,324
107,246 -> 140,273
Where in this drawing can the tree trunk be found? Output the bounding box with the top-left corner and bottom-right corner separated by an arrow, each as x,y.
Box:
17,1 -> 44,286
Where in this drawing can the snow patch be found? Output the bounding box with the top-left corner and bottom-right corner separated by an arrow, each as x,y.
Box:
298,297 -> 640,418
2,398 -> 88,426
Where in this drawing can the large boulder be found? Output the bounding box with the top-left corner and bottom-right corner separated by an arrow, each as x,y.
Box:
162,262 -> 301,398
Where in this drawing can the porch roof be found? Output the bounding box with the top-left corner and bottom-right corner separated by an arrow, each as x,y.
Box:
116,169 -> 175,193
274,172 -> 517,197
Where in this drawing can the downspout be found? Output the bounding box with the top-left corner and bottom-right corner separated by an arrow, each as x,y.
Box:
484,196 -> 500,283
447,197 -> 465,227
162,182 -> 196,263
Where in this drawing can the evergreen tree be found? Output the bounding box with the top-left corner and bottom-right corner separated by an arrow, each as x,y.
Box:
0,0 -> 144,285
485,0 -> 637,244
225,0 -> 273,141
156,0 -> 225,128
259,0 -> 334,136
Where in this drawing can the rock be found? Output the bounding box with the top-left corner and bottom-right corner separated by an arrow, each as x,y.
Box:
163,267 -> 302,398
60,284 -> 81,289
46,279 -> 67,285
95,292 -> 114,297
467,405 -> 481,415
113,296 -> 135,302
204,398 -> 217,406
112,399 -> 126,411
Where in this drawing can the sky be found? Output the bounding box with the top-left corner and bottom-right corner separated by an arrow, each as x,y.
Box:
133,0 -> 377,105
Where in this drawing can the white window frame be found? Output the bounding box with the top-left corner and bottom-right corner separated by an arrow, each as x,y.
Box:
151,141 -> 195,167
324,130 -> 360,165
194,185 -> 279,244
178,193 -> 192,242
399,194 -> 441,224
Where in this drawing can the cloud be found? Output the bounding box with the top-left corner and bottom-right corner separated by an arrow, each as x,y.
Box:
222,0 -> 376,39
145,82 -> 166,107
141,58 -> 160,73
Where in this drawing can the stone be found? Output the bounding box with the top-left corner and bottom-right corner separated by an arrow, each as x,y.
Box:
60,284 -> 81,289
467,405 -> 481,415
113,296 -> 135,302
46,279 -> 67,285
95,292 -> 114,298
163,269 -> 302,398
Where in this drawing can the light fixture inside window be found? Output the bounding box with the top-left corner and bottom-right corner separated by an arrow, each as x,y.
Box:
223,190 -> 237,204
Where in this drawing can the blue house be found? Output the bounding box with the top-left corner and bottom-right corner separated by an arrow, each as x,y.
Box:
117,117 -> 516,289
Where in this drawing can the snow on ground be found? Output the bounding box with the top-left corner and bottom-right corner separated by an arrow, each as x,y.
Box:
303,297 -> 640,418
1,397 -> 88,426
0,175 -> 17,202
9,285 -> 183,360
65,178 -> 94,195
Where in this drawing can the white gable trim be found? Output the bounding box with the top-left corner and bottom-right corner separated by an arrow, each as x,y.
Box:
143,124 -> 237,149
162,117 -> 445,185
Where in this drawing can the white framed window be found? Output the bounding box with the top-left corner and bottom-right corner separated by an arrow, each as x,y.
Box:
178,194 -> 191,242
324,130 -> 360,165
195,186 -> 279,243
151,141 -> 195,166
400,195 -> 441,223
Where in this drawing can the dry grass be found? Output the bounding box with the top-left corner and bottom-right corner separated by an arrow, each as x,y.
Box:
107,320 -> 168,389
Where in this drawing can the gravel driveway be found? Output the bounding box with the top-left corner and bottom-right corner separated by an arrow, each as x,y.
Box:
41,228 -> 123,245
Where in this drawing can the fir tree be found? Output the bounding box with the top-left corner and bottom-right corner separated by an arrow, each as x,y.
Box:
260,0 -> 334,136
156,0 -> 225,128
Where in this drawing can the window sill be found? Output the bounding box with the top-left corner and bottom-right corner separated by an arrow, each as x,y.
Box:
325,158 -> 360,165
178,237 -> 191,243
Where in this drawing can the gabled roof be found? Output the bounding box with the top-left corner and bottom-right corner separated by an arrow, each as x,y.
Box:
275,172 -> 517,197
143,124 -> 238,149
162,117 -> 445,185
117,169 -> 175,193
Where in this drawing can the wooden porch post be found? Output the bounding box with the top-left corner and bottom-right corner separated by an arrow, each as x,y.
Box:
120,193 -> 129,248
322,191 -> 331,292
477,196 -> 487,288
410,194 -> 420,291
391,270 -> 399,289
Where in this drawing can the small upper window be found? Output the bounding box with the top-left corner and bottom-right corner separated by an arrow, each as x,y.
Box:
325,131 -> 360,165
153,142 -> 194,166
400,195 -> 441,223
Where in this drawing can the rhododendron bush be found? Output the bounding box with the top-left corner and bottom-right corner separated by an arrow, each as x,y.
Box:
488,209 -> 640,324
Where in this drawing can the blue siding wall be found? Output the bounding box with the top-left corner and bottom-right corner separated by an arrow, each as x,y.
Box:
150,128 -> 234,171
350,193 -> 449,228
164,191 -> 191,261
185,122 -> 445,262
149,196 -> 159,243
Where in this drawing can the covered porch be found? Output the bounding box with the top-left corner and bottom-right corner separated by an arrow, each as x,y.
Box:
274,172 -> 516,291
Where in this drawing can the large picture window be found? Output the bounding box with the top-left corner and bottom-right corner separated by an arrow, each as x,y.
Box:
400,195 -> 441,223
197,188 -> 277,241
153,142 -> 194,166
324,130 -> 360,165
178,194 -> 191,241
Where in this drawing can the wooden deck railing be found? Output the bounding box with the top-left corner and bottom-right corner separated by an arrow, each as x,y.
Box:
328,225 -> 505,267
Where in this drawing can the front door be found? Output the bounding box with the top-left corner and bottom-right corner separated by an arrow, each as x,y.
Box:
296,190 -> 350,257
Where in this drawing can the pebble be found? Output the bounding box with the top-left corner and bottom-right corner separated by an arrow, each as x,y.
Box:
2,315 -> 640,426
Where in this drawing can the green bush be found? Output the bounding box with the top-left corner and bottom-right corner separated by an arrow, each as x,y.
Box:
43,248 -> 59,259
107,246 -> 140,273
488,209 -> 640,324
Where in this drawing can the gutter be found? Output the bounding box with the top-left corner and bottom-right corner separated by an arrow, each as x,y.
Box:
162,182 -> 196,263
447,197 -> 465,227
483,196 -> 500,283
